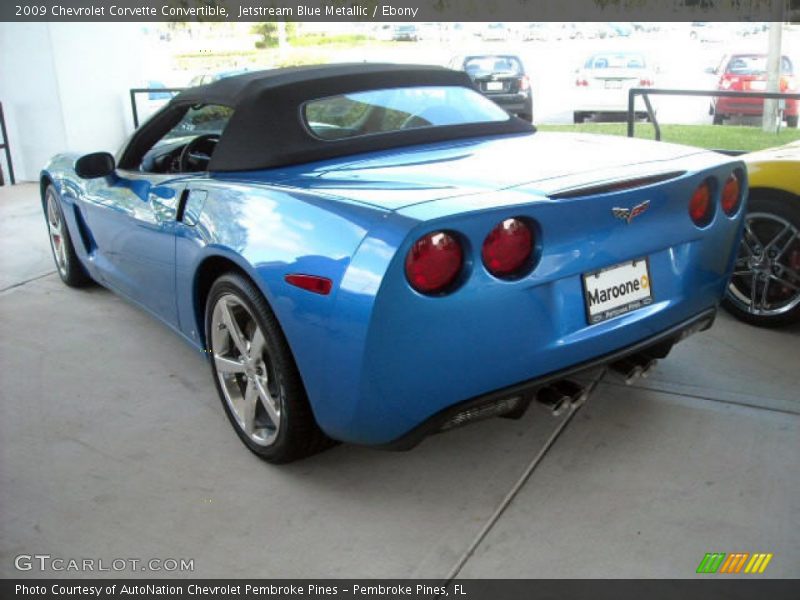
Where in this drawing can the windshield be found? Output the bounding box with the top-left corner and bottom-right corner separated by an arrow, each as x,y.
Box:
726,55 -> 793,76
303,85 -> 510,141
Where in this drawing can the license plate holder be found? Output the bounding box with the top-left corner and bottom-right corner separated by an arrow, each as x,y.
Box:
485,81 -> 504,91
582,258 -> 653,324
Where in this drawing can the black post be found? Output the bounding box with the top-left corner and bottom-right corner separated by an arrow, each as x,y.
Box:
130,89 -> 140,129
642,94 -> 660,141
0,102 -> 15,186
627,89 -> 636,138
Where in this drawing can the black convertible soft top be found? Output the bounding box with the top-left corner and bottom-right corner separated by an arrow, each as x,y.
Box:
119,63 -> 534,172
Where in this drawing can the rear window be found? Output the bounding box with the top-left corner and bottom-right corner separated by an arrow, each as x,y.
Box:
303,86 -> 510,141
464,56 -> 523,77
725,55 -> 793,75
585,53 -> 647,70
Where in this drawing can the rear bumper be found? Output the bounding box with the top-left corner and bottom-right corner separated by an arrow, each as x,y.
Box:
715,97 -> 798,117
485,93 -> 532,115
381,307 -> 717,450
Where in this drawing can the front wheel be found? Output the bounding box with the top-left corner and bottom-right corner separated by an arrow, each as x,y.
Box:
205,273 -> 334,462
44,185 -> 91,287
723,192 -> 800,326
786,115 -> 798,128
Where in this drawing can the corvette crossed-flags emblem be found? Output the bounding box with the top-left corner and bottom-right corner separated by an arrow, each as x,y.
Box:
612,200 -> 651,224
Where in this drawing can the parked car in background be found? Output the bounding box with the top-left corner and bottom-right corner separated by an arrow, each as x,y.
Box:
449,53 -> 533,121
608,22 -> 633,37
709,53 -> 798,128
522,23 -> 550,42
573,23 -> 613,39
573,51 -> 656,123
42,64 -> 746,462
481,22 -> 511,42
391,24 -> 419,41
724,141 -> 800,326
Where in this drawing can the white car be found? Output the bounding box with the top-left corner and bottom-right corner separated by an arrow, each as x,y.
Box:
573,51 -> 657,123
481,22 -> 510,42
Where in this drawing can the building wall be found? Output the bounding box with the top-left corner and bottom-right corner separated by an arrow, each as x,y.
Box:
0,23 -> 146,182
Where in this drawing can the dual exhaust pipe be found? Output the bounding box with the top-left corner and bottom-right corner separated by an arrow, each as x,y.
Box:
609,353 -> 659,385
535,379 -> 590,416
535,352 -> 659,416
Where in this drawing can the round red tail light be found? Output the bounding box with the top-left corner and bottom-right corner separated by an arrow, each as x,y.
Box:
721,172 -> 741,216
482,218 -> 534,278
689,181 -> 714,227
405,231 -> 463,294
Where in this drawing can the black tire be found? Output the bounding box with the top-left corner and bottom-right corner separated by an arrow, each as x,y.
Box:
205,273 -> 335,462
712,112 -> 725,125
786,115 -> 798,128
518,112 -> 533,123
722,191 -> 800,327
43,184 -> 91,287
573,112 -> 585,124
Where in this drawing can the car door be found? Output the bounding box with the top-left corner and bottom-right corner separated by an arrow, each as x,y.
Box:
79,171 -> 185,324
80,103 -> 234,324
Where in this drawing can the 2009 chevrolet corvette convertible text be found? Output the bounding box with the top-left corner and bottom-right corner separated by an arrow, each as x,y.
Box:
42,64 -> 747,463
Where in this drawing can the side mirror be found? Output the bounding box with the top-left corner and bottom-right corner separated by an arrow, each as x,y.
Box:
704,66 -> 718,75
75,152 -> 115,179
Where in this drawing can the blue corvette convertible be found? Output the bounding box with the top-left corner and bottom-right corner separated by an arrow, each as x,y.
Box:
42,64 -> 746,462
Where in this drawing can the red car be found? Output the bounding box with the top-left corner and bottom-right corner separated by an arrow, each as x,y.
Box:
710,53 -> 798,128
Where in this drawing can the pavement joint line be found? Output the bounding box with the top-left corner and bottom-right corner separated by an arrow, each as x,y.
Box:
439,370 -> 607,589
0,270 -> 56,294
602,378 -> 800,417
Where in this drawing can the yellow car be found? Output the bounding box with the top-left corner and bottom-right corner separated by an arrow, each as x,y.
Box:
724,140 -> 800,326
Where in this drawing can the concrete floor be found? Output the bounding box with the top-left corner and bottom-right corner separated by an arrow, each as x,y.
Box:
0,183 -> 798,579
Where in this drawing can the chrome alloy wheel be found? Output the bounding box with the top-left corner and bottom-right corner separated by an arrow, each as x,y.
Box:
210,294 -> 282,446
728,212 -> 800,317
46,190 -> 68,277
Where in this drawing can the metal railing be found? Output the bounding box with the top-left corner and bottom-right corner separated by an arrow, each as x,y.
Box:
627,88 -> 800,154
0,102 -> 14,186
129,87 -> 186,128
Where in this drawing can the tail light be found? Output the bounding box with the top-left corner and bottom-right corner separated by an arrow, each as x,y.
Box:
639,78 -> 653,87
575,78 -> 589,87
721,172 -> 742,216
405,231 -> 463,294
689,180 -> 714,227
780,76 -> 797,91
482,218 -> 534,278
519,76 -> 530,91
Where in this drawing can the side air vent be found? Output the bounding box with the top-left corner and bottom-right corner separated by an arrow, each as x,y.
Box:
550,171 -> 686,200
71,204 -> 96,254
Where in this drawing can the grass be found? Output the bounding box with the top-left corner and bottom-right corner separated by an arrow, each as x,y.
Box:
536,123 -> 800,153
287,33 -> 370,47
172,38 -> 399,72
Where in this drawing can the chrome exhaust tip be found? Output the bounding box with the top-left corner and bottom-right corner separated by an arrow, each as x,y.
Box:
610,355 -> 658,384
536,380 -> 588,416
